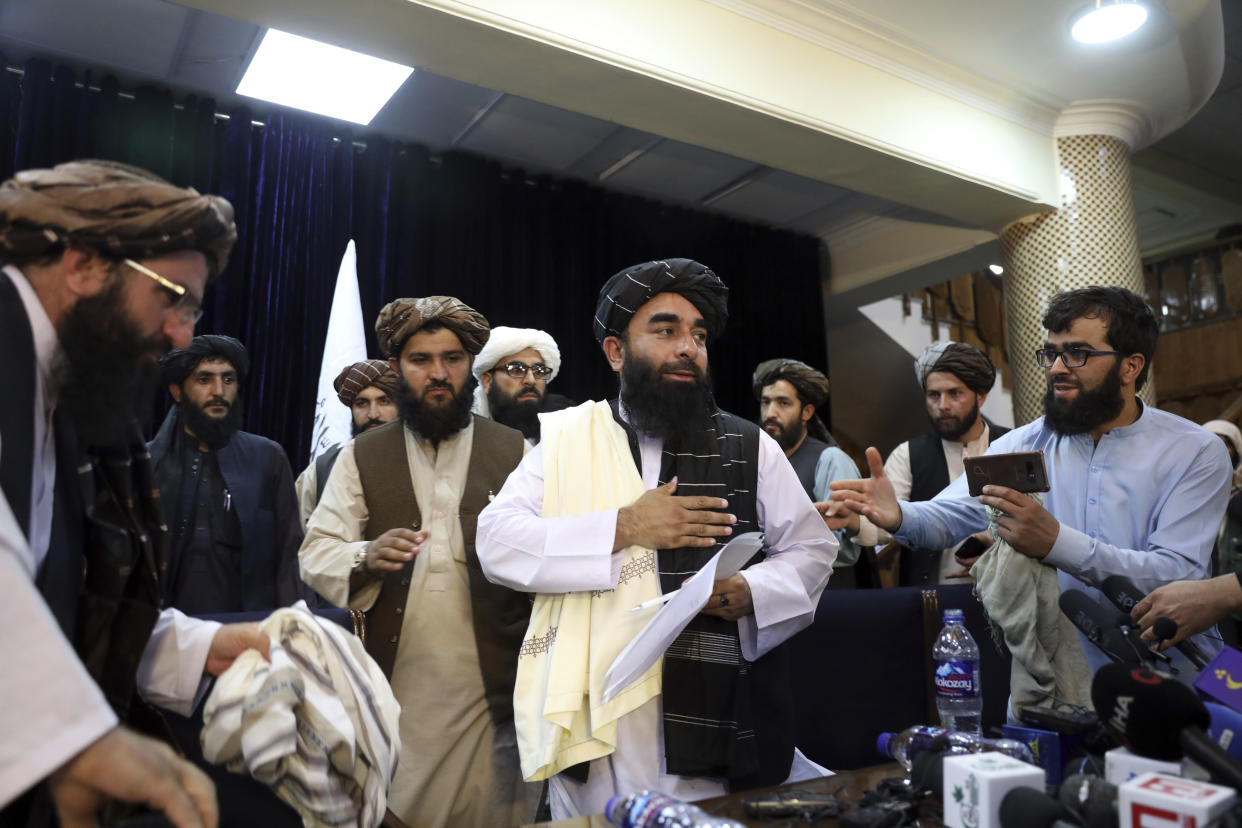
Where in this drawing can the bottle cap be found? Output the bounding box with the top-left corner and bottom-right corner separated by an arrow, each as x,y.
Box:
877,732 -> 894,757
943,608 -> 965,622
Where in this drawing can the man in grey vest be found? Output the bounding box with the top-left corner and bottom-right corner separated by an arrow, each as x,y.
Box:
294,359 -> 399,528
840,341 -> 1006,585
298,297 -> 530,828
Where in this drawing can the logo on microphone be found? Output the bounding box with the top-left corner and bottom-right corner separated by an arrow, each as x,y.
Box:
952,773 -> 980,828
1110,694 -> 1133,734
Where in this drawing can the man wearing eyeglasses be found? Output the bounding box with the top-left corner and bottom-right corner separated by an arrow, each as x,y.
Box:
471,326 -> 572,444
0,161 -> 269,827
830,286 -> 1231,678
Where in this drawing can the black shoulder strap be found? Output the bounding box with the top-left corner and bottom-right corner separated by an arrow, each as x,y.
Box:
908,433 -> 950,502
0,270 -> 36,543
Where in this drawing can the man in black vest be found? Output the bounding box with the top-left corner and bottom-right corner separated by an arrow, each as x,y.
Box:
477,258 -> 837,819
842,341 -> 1007,585
149,335 -> 309,614
294,359 -> 399,528
0,161 -> 268,827
753,357 -> 863,587
298,297 -> 530,828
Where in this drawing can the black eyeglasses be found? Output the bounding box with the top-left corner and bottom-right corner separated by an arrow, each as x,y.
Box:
1034,347 -> 1122,369
495,361 -> 553,380
124,258 -> 203,324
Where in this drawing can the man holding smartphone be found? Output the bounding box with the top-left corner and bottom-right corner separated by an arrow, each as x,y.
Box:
830,286 -> 1231,676
836,340 -> 1007,585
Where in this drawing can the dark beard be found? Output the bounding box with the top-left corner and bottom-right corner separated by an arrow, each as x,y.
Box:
396,373 -> 476,444
180,393 -> 243,450
764,419 -> 805,453
619,353 -> 716,445
351,416 -> 385,437
931,399 -> 980,441
488,384 -> 542,442
1042,359 -> 1124,435
55,278 -> 166,448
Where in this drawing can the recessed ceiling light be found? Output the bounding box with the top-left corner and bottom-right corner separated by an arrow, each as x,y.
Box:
1071,1 -> 1149,44
988,264 -> 1004,275
237,29 -> 413,125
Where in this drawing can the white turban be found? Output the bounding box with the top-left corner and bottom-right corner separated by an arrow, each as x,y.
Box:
471,326 -> 561,417
1204,419 -> 1242,491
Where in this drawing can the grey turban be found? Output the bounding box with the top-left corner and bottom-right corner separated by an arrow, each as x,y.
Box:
159,334 -> 250,386
914,340 -> 996,395
593,258 -> 728,345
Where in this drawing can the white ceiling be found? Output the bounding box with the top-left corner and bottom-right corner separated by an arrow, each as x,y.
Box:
1,0 -> 1239,281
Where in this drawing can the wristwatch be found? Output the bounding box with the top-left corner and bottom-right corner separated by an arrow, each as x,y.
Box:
351,546 -> 369,573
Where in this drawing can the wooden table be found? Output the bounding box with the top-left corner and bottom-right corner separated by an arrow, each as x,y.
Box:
523,763 -> 927,827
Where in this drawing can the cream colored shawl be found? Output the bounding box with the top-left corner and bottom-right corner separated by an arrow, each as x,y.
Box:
513,401 -> 663,781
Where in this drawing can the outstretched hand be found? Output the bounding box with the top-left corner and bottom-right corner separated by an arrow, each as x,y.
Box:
205,622 -> 270,677
828,447 -> 903,532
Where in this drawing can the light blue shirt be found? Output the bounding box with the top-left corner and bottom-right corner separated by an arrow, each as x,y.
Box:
895,402 -> 1232,675
813,446 -> 863,568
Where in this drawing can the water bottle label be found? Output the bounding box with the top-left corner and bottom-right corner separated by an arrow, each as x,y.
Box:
934,660 -> 978,696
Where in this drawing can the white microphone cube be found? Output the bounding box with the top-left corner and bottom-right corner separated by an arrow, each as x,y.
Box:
1106,747 -> 1184,786
1119,772 -> 1236,828
942,753 -> 1045,828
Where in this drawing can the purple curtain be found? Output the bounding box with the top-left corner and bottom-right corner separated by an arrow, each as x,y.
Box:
0,57 -> 829,468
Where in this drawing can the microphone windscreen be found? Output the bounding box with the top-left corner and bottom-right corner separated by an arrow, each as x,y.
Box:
1152,617 -> 1178,643
1000,786 -> 1072,828
1101,574 -> 1146,614
1207,702 -> 1242,762
1060,589 -> 1111,642
1091,663 -> 1210,760
1058,773 -> 1118,828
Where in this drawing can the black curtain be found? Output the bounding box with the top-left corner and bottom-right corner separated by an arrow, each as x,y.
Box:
0,57 -> 828,468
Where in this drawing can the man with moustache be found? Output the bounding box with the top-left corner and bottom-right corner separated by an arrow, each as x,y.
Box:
471,326 -> 569,444
753,358 -> 863,586
477,258 -> 836,819
830,286 -> 1231,675
299,297 -> 531,828
836,341 -> 1007,585
0,160 -> 267,827
294,359 -> 399,528
149,335 -> 307,614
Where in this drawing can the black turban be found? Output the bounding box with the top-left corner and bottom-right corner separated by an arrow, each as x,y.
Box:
593,258 -> 729,345
914,341 -> 996,395
159,335 -> 250,387
752,358 -> 830,409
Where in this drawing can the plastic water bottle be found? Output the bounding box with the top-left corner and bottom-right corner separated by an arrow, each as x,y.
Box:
933,608 -> 983,734
877,725 -> 1033,770
604,791 -> 746,827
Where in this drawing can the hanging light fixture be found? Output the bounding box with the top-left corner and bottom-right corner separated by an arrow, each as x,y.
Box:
1071,0 -> 1150,44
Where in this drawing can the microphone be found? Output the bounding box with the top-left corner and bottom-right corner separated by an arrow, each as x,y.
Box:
1092,663 -> 1242,790
1100,574 -> 1209,670
1057,773 -> 1117,828
1059,590 -> 1157,667
999,787 -> 1075,828
1151,616 -> 1210,670
1208,702 -> 1242,763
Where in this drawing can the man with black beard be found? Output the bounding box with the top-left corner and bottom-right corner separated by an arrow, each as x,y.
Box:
0,160 -> 267,827
299,297 -> 532,828
834,341 -> 1007,585
294,359 -> 400,528
149,335 -> 308,614
471,326 -> 571,444
830,286 -> 1232,678
476,258 -> 836,819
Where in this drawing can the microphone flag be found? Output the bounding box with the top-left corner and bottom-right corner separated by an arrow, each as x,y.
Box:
1195,646 -> 1242,718
309,240 -> 367,463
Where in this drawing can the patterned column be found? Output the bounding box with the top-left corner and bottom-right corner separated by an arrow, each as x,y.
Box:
999,134 -> 1148,425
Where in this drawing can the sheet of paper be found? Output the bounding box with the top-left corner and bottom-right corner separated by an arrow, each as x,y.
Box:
603,532 -> 763,703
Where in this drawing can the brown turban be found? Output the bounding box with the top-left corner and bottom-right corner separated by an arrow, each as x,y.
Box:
752,358 -> 830,409
914,341 -> 996,395
0,159 -> 237,276
375,296 -> 490,358
334,359 -> 399,407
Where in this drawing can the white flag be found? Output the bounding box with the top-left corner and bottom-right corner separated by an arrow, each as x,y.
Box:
309,240 -> 367,463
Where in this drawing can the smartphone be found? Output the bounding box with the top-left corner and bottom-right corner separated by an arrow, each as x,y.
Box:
964,450 -> 1049,497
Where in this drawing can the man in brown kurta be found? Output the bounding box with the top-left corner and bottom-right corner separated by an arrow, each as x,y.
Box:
299,297 -> 531,827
